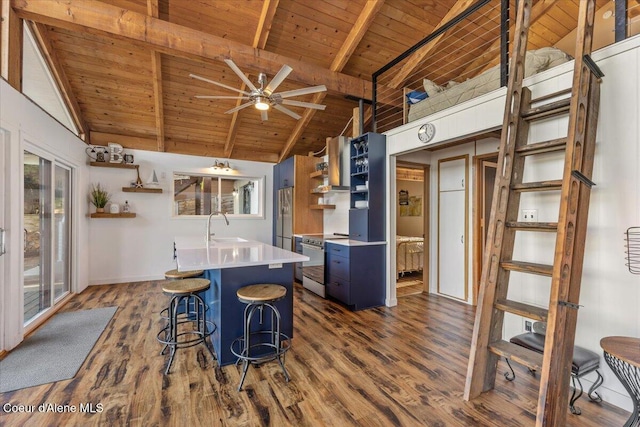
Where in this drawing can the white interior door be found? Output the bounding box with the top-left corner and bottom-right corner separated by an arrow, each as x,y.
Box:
438,190 -> 467,300
437,155 -> 468,301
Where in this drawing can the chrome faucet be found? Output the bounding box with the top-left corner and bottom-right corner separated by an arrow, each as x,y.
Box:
206,211 -> 229,242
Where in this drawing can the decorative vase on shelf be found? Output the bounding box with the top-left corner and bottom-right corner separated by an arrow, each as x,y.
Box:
96,207 -> 105,213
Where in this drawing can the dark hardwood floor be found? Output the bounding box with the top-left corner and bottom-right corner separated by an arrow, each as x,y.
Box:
0,281 -> 630,426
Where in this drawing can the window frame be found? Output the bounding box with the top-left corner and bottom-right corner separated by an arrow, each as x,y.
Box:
171,172 -> 265,219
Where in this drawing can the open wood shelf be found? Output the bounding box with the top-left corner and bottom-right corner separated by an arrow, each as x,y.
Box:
89,162 -> 138,169
310,204 -> 336,210
90,212 -> 136,218
309,170 -> 328,179
122,187 -> 162,193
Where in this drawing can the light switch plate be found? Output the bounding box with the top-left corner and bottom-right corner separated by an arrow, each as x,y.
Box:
522,209 -> 538,222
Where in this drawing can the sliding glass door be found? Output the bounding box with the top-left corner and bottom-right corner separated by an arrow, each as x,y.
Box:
54,165 -> 71,300
23,151 -> 71,324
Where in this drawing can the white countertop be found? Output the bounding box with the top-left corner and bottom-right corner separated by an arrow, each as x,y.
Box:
325,239 -> 387,247
175,236 -> 309,271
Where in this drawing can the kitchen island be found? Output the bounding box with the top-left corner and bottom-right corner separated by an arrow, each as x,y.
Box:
174,237 -> 308,365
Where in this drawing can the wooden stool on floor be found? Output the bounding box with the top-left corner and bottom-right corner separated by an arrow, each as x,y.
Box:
230,284 -> 291,391
164,269 -> 204,280
161,269 -> 205,320
156,278 -> 216,374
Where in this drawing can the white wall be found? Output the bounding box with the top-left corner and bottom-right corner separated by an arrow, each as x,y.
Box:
385,36 -> 640,412
88,149 -> 274,284
396,179 -> 424,237
1,79 -> 90,350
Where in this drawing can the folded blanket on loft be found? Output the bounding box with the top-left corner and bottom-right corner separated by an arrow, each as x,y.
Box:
407,47 -> 572,122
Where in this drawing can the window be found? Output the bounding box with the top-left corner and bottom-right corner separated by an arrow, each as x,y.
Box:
173,173 -> 263,217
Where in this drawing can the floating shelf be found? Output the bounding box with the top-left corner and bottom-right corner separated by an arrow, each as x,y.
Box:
310,204 -> 336,210
309,170 -> 328,179
122,187 -> 162,193
90,162 -> 138,169
90,212 -> 136,218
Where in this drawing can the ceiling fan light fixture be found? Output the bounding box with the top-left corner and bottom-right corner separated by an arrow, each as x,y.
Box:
254,97 -> 270,111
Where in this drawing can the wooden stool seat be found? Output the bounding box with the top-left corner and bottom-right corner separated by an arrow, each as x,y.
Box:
164,269 -> 204,279
236,284 -> 286,304
162,278 -> 210,294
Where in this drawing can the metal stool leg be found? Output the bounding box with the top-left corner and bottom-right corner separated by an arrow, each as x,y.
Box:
164,295 -> 183,375
570,374 -> 584,415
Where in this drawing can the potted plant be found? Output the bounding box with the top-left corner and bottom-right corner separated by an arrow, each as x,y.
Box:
89,183 -> 110,213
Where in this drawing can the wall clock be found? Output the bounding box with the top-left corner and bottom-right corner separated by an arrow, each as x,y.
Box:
418,122 -> 436,143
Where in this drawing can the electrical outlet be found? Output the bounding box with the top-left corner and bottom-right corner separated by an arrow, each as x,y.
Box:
522,209 -> 538,222
525,320 -> 532,332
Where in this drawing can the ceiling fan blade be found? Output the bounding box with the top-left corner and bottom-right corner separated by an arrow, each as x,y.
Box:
225,101 -> 255,114
224,59 -> 258,92
264,64 -> 293,95
194,95 -> 249,99
281,99 -> 327,110
189,73 -> 251,96
276,85 -> 327,99
261,110 -> 269,121
273,104 -> 302,120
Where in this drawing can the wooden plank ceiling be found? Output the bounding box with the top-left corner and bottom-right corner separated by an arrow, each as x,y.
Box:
9,0 -> 603,163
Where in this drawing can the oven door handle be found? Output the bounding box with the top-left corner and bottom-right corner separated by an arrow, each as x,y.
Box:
300,243 -> 322,251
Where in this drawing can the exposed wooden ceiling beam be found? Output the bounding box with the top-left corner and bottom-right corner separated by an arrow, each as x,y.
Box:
387,0 -> 475,89
460,0 -> 558,77
147,0 -> 164,152
1,0 -> 23,90
224,0 -> 280,159
29,22 -> 88,140
12,0 -> 371,100
278,0 -> 385,161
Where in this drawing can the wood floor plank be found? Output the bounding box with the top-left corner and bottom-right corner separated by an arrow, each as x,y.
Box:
0,281 -> 630,426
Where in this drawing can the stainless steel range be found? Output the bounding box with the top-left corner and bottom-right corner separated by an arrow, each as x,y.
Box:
300,233 -> 349,297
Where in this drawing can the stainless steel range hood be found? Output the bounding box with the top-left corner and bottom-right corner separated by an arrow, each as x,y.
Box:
326,136 -> 350,191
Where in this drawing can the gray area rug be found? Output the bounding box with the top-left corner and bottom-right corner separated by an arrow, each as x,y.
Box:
0,306 -> 117,393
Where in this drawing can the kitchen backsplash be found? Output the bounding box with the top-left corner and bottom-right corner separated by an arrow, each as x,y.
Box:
323,191 -> 350,235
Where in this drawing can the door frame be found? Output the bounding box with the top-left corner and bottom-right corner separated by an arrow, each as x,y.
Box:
395,160 -> 430,295
472,153 -> 498,306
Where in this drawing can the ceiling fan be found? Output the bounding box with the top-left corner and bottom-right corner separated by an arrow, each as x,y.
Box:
190,59 -> 327,121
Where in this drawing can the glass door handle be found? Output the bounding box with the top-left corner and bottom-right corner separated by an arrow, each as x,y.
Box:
0,227 -> 5,256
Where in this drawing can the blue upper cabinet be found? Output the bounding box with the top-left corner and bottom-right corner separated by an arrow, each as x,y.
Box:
349,132 -> 386,242
274,156 -> 295,189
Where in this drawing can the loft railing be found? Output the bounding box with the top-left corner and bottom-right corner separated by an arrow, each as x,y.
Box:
371,0 -> 637,134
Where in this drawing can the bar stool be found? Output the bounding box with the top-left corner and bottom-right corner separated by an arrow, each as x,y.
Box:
230,284 -> 291,391
164,268 -> 204,280
156,278 -> 216,374
160,269 -> 206,333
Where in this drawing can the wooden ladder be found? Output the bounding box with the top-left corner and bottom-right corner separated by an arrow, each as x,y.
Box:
464,0 -> 603,426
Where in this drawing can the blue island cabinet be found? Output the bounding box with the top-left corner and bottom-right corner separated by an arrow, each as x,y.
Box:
325,242 -> 386,310
202,264 -> 294,366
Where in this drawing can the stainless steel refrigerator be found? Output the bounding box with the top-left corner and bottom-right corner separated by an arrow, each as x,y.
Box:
276,187 -> 293,251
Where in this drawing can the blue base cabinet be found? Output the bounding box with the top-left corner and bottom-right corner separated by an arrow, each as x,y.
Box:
203,264 -> 294,366
325,242 -> 385,310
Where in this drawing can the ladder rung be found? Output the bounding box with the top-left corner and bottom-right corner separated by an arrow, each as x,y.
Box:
530,88 -> 572,104
521,98 -> 571,121
489,340 -> 543,371
495,299 -> 548,321
516,137 -> 567,156
501,260 -> 553,276
506,222 -> 558,232
512,180 -> 562,192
